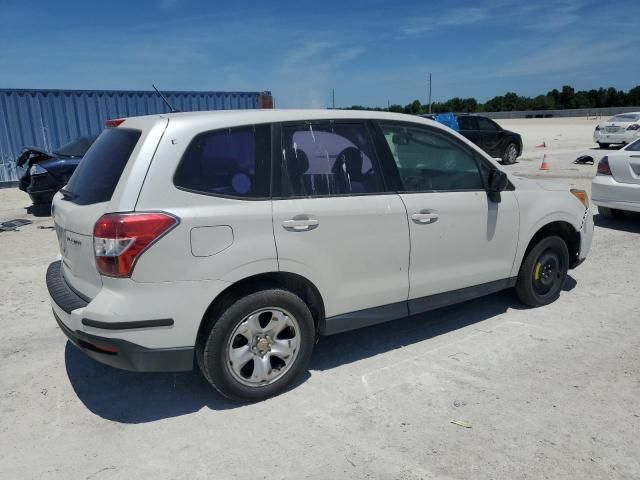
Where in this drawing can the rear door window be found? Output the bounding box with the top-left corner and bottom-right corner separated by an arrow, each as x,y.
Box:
457,116 -> 478,130
279,122 -> 385,197
64,128 -> 141,205
174,125 -> 271,198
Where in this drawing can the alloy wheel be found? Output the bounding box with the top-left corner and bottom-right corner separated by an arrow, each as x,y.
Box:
225,308 -> 300,387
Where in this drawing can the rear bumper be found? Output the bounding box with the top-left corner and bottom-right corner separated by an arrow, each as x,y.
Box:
53,309 -> 194,372
593,130 -> 640,145
46,260 -> 193,372
26,174 -> 60,203
592,175 -> 640,213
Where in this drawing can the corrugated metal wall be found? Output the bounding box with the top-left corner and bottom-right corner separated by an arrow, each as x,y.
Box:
0,88 -> 271,183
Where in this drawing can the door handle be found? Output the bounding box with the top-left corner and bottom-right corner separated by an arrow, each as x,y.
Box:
411,210 -> 439,224
282,217 -> 319,231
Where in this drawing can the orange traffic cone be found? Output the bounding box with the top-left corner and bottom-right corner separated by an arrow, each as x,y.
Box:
539,154 -> 550,170
536,141 -> 546,148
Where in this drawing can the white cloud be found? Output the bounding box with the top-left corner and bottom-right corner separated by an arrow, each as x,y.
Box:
402,7 -> 491,35
495,38 -> 633,77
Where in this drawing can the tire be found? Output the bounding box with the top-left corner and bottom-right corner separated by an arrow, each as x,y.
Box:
598,206 -> 625,219
515,236 -> 569,308
30,193 -> 54,205
598,142 -> 610,149
197,288 -> 315,402
502,143 -> 518,164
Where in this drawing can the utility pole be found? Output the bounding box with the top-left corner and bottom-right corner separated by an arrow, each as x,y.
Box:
331,88 -> 335,109
427,73 -> 432,113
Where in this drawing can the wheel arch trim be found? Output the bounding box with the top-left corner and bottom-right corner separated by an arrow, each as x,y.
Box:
514,217 -> 582,276
195,271 -> 326,349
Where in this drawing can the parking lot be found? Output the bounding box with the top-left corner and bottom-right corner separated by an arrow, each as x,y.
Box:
1,117 -> 639,479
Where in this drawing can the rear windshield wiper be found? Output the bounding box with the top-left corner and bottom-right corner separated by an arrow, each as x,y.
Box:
59,188 -> 78,200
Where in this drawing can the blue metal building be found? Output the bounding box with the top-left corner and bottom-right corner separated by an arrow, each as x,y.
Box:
0,88 -> 272,183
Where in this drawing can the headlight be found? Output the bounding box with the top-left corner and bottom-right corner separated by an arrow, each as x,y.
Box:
30,164 -> 48,175
570,189 -> 589,208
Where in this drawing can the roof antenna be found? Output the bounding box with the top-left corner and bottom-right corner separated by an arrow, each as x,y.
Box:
152,84 -> 180,113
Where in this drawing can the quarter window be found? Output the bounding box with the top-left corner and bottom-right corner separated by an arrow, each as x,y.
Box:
280,123 -> 385,197
174,125 -> 270,198
379,123 -> 484,191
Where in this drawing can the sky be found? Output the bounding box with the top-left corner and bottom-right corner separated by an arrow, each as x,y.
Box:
1,0 -> 639,108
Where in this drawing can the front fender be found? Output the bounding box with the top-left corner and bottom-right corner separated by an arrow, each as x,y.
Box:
511,185 -> 586,276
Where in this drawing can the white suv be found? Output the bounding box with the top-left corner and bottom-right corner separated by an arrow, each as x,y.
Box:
47,110 -> 594,401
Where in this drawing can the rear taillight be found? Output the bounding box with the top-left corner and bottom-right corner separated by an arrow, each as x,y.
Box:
597,156 -> 611,175
93,212 -> 178,277
627,124 -> 640,131
105,118 -> 126,128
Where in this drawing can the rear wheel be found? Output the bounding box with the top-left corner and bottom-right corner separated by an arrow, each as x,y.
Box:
197,288 -> 315,402
502,143 -> 518,164
598,206 -> 625,219
516,236 -> 569,307
30,192 -> 54,205
598,142 -> 610,149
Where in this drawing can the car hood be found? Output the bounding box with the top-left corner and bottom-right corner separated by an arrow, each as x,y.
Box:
509,175 -> 571,192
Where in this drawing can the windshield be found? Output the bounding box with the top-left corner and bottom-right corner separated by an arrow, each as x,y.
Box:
53,135 -> 98,157
608,114 -> 640,123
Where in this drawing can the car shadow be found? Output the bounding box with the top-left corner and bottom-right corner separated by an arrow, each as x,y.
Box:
64,343 -> 240,422
26,203 -> 52,217
589,145 -> 623,151
65,277 -> 576,423
594,212 -> 640,233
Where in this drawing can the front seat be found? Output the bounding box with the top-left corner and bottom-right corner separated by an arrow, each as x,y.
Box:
284,147 -> 309,196
334,147 -> 366,193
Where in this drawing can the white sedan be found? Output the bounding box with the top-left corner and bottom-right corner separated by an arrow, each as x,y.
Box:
592,138 -> 640,218
593,112 -> 640,148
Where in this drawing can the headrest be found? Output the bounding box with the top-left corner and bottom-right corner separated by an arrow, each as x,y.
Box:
286,148 -> 309,174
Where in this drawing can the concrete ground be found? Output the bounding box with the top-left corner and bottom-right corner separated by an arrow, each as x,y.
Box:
498,116 -> 609,180
1,118 -> 639,479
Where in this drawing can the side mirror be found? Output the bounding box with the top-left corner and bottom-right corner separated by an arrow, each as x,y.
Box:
488,169 -> 509,192
487,169 -> 508,203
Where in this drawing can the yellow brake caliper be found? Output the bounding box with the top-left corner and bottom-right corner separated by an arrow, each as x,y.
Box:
534,262 -> 542,281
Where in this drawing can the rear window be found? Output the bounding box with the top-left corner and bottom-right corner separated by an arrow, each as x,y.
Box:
609,114 -> 640,122
174,125 -> 271,198
626,138 -> 640,151
64,128 -> 141,205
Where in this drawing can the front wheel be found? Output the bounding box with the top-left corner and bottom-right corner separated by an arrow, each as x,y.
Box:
515,236 -> 569,307
502,143 -> 518,164
197,289 -> 315,402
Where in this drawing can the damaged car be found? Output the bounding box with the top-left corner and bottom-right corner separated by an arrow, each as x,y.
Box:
17,135 -> 96,204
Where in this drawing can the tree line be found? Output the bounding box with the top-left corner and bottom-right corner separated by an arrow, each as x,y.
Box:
347,85 -> 640,114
